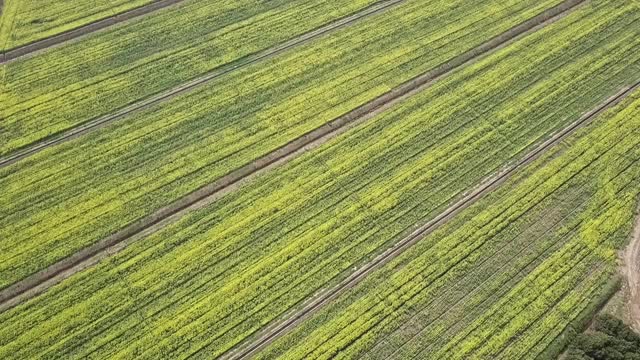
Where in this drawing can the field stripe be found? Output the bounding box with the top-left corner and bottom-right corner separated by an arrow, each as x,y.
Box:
0,0 -> 586,313
0,0 -> 408,168
0,0 -> 188,63
220,78 -> 640,360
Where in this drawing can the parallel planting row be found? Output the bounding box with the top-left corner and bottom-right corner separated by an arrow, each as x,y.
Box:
0,0 -> 570,288
1,2 -> 639,359
0,0 -> 386,155
259,92 -> 640,360
0,0 -> 156,51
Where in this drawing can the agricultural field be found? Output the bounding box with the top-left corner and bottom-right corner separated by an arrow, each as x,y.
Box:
1,0 -> 639,359
1,0 -> 639,358
0,0 -> 156,50
1,0 -> 387,155
259,87 -> 640,360
0,0 -> 571,289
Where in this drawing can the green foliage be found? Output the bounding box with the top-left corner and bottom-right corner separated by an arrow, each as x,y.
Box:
567,315 -> 640,360
536,277 -> 622,360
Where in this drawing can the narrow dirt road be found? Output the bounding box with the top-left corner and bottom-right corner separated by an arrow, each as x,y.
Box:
625,208 -> 640,332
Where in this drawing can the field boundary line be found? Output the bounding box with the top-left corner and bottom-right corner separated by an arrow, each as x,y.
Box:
219,79 -> 640,359
0,0 -> 189,64
0,0 -> 407,168
624,203 -> 640,332
0,0 -> 586,313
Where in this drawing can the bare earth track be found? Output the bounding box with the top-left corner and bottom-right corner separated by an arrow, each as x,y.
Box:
0,0 -> 587,313
221,82 -> 640,360
0,0 -> 187,64
0,0 -> 407,168
625,206 -> 640,332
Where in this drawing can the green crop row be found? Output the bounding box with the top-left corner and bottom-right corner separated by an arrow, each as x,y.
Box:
0,0 -> 386,155
0,0 -> 155,50
1,2 -> 639,358
259,88 -> 640,360
0,0 -> 569,288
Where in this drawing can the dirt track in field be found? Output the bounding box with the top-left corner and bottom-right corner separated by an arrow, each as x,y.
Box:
221,85 -> 640,359
625,207 -> 640,332
0,0 -> 188,64
0,0 -> 407,169
0,0 -> 589,315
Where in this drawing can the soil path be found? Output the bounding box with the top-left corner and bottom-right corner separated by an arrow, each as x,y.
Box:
625,208 -> 640,332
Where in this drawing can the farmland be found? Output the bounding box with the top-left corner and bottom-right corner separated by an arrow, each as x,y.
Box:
258,89 -> 640,360
2,0 -> 639,359
1,0 -> 387,155
0,0 -> 156,50
0,1 -> 639,358
0,0 -> 572,289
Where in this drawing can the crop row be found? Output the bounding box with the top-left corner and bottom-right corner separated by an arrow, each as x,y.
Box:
0,0 -> 155,50
259,88 -> 640,360
0,0 -> 386,155
1,2 -> 639,358
0,0 -> 568,288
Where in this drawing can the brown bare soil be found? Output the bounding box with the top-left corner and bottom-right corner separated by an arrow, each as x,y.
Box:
624,207 -> 640,332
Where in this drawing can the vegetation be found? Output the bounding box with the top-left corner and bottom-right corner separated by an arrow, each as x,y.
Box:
0,0 -> 155,50
567,314 -> 640,360
1,2 -> 639,358
0,0 -> 385,155
0,0 -> 571,288
259,85 -> 640,360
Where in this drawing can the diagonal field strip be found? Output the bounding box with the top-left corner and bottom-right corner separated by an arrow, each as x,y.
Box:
0,0 -> 407,168
220,80 -> 640,360
0,0 -> 188,64
0,0 -> 585,313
